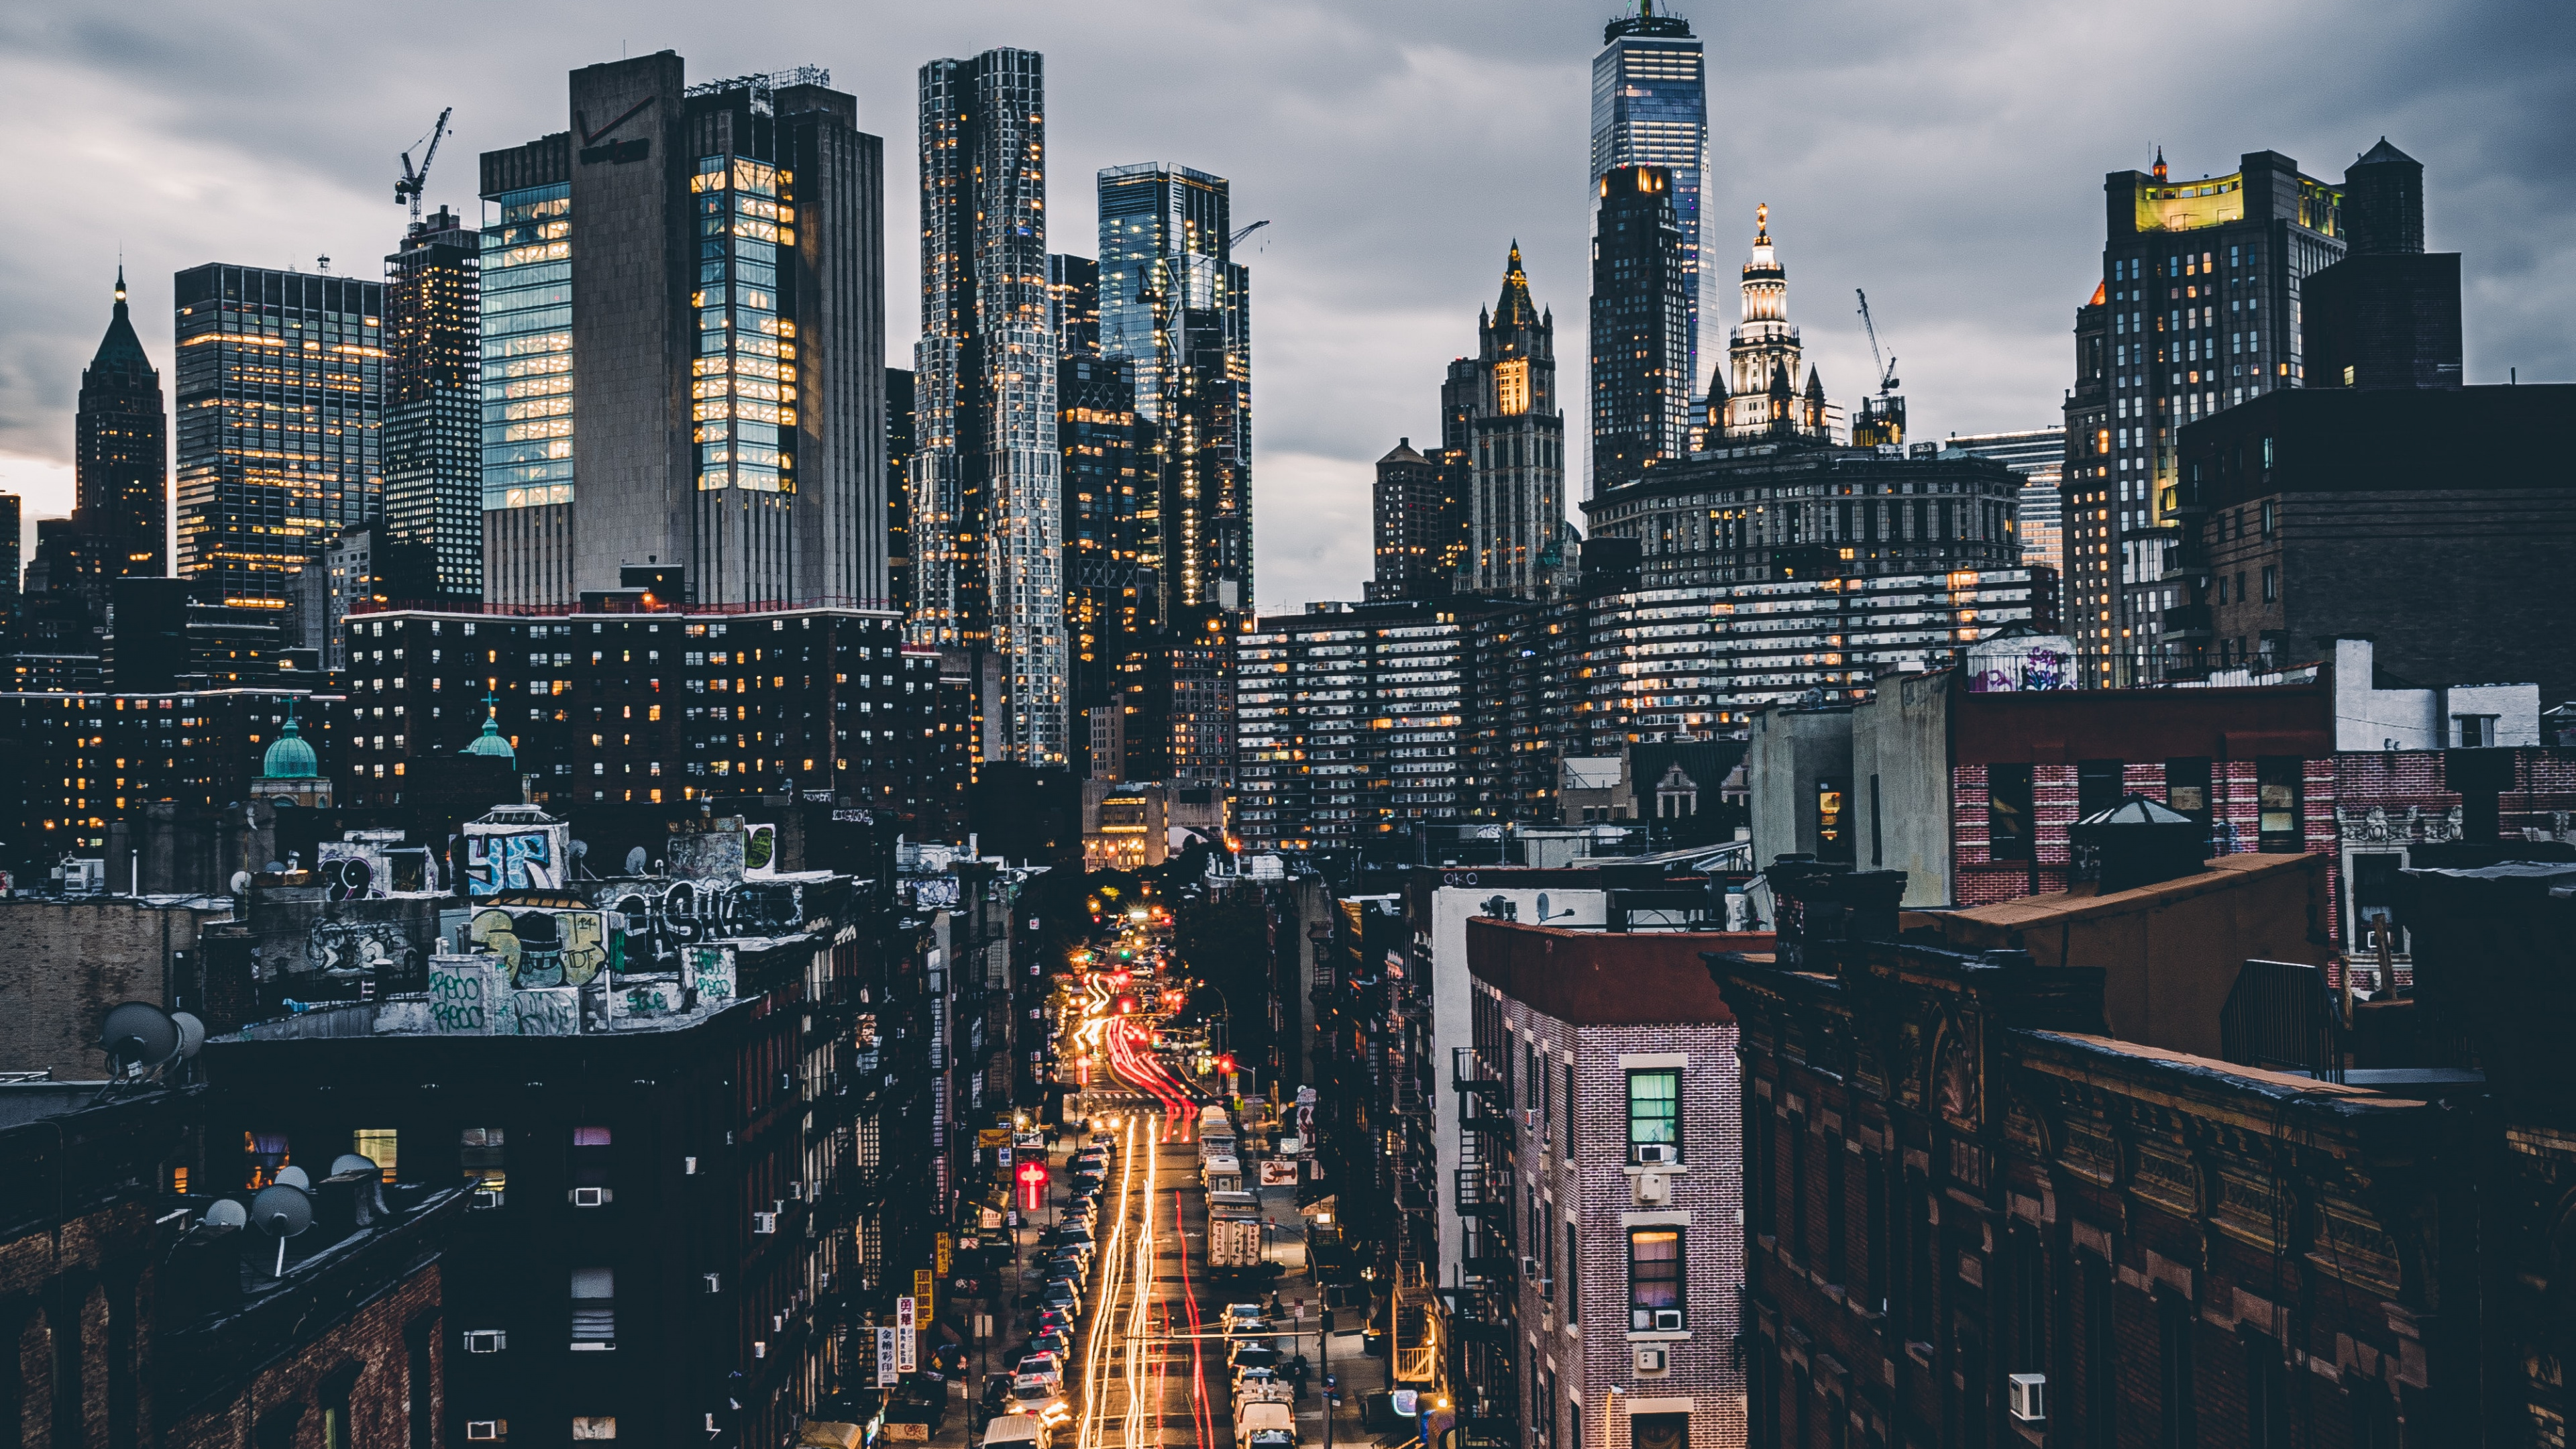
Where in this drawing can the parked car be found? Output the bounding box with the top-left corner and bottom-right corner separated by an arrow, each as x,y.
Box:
1014,1352 -> 1065,1387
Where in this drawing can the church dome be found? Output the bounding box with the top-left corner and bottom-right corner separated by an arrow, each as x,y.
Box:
462,710 -> 516,763
261,709 -> 317,780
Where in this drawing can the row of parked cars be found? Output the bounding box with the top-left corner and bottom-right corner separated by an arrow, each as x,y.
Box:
981,1134 -> 1120,1448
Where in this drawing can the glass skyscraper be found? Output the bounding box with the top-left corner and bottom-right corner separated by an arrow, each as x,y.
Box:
172,264 -> 384,607
1096,162 -> 1251,614
914,47 -> 1067,766
1592,4 -> 1709,412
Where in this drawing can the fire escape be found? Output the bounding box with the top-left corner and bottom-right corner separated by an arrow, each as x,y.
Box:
1449,1046 -> 1519,1446
1387,973 -> 1442,1386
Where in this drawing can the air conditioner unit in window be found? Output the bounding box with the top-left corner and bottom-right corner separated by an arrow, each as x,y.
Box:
684,1157 -> 698,1175
753,1340 -> 767,1359
571,1187 -> 606,1208
1522,1108 -> 1540,1130
1633,1346 -> 1667,1374
470,1187 -> 504,1209
789,1181 -> 804,1200
2008,1373 -> 2047,1423
1521,1256 -> 1540,1277
704,1273 -> 722,1294
1653,1309 -> 1685,1332
753,1212 -> 777,1234
465,1422 -> 504,1442
1635,1144 -> 1674,1166
1633,1171 -> 1672,1206
464,1330 -> 506,1354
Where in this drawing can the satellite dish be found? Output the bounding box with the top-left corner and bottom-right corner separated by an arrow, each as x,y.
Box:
273,1165 -> 312,1191
99,1002 -> 180,1074
250,1183 -> 313,1237
248,1183 -> 314,1274
329,1153 -> 379,1178
172,1012 -> 207,1060
572,839 -> 588,857
229,870 -> 252,895
1536,893 -> 1550,922
625,846 -> 647,875
265,860 -> 286,873
202,1199 -> 248,1232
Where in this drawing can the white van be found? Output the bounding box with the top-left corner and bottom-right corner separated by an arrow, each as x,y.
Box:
983,1413 -> 1049,1449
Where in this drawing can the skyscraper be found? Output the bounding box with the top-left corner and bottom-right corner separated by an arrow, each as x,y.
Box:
1592,2 -> 1708,428
1097,162 -> 1252,616
1589,166 -> 1691,492
32,268 -> 171,645
382,206 -> 482,602
2061,148 -> 2345,686
1450,246 -> 1568,600
479,55 -> 886,611
887,365 -> 914,617
913,47 -> 1067,766
1715,206 -> 1829,444
173,263 -> 382,607
1366,438 -> 1464,601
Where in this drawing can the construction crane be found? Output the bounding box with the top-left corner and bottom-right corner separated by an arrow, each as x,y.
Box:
1229,219 -> 1271,250
1855,288 -> 1898,396
395,107 -> 453,226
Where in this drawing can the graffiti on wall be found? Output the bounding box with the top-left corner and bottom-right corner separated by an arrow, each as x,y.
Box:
307,917 -> 423,988
426,955 -> 502,1033
511,987 -> 580,1036
467,907 -> 614,987
686,944 -> 738,1001
466,830 -> 561,897
597,878 -> 804,972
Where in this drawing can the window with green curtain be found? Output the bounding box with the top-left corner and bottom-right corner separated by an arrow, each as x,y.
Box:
1626,1069 -> 1679,1161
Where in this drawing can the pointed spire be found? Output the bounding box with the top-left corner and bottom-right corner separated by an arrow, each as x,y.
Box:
1493,241 -> 1538,331
2152,144 -> 2167,182
1768,361 -> 1793,398
87,264 -> 152,382
1803,364 -> 1825,399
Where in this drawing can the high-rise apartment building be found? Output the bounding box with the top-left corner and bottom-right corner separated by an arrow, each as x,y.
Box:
1448,246 -> 1568,599
381,206 -> 482,602
1097,162 -> 1252,615
173,263 -> 382,608
1061,352 -> 1147,759
887,366 -> 914,616
480,56 -> 887,612
912,48 -> 1067,766
2061,148 -> 2345,686
0,494 -> 18,639
1715,206 -> 1829,443
1943,427 -> 2066,572
1591,2 -> 1708,422
1589,165 -> 1693,493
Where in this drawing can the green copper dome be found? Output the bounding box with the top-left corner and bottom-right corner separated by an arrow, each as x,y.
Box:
261,707 -> 317,780
462,710 -> 516,763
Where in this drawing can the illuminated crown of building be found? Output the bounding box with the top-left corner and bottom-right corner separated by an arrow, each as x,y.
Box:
1717,205 -> 1828,443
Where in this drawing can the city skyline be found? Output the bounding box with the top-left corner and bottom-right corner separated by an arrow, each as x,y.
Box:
1,0 -> 2569,616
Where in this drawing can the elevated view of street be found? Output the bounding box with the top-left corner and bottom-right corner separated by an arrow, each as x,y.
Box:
936,894 -> 1383,1449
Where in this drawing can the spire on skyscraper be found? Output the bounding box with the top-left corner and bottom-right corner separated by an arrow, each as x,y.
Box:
1495,242 -> 1538,330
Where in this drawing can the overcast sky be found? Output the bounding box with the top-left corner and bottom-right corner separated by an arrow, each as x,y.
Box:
3,0 -> 2568,613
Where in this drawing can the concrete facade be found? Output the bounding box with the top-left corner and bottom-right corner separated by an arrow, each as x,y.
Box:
0,896 -> 231,1077
1744,706 -> 1854,868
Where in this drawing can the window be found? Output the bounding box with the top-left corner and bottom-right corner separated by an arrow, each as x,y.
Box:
352,1128 -> 398,1179
1815,777 -> 1851,862
461,1127 -> 506,1198
246,1130 -> 290,1189
1825,1132 -> 1847,1287
2260,566 -> 2278,603
572,1419 -> 619,1440
1562,1063 -> 1576,1159
2084,1258 -> 2114,1449
572,1125 -> 612,1204
409,1318 -> 435,1448
2246,1333 -> 2288,1449
1864,1152 -> 1888,1313
1627,1070 -> 1679,1163
2256,757 -> 2304,852
571,1268 -> 616,1349
2454,714 -> 2498,748
1627,1228 -> 1684,1330
1632,1413 -> 1687,1449
2156,1291 -> 2196,1449
1787,1113 -> 1809,1263
2165,757 -> 2212,824
2077,759 -> 2125,818
1988,763 -> 2035,861
1870,774 -> 1884,867
2010,1230 -> 2047,1379
1565,1222 -> 1580,1322
2260,500 -> 2275,536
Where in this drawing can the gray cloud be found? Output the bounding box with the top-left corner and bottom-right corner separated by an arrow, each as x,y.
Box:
2,0 -> 2567,614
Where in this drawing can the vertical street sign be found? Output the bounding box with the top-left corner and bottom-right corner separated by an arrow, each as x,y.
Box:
876,1326 -> 899,1386
896,1295 -> 919,1372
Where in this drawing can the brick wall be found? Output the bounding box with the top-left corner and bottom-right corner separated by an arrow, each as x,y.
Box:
0,899 -> 229,1079
162,1260 -> 440,1449
1492,994 -> 1747,1449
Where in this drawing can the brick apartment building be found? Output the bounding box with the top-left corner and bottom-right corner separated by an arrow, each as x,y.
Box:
1709,844 -> 2576,1449
1458,920 -> 1758,1449
1752,643 -> 2576,969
